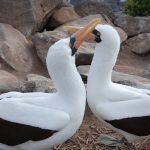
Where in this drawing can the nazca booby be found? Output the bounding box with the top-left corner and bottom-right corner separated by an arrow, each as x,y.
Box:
0,19 -> 101,150
65,24 -> 150,147
86,24 -> 150,144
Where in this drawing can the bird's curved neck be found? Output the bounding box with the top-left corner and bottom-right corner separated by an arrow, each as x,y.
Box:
88,44 -> 118,87
48,62 -> 85,99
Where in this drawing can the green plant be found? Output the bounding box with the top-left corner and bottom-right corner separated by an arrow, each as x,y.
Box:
125,0 -> 150,16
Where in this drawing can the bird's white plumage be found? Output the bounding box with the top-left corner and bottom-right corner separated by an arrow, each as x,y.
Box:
0,38 -> 86,150
87,24 -> 150,142
0,98 -> 70,130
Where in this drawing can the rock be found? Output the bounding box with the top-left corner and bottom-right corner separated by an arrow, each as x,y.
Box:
0,70 -> 18,84
74,0 -> 115,21
0,0 -> 63,37
47,7 -> 80,29
77,65 -> 150,89
56,14 -> 114,30
115,27 -> 127,43
124,33 -> 150,55
101,0 -> 124,12
112,71 -> 150,89
32,31 -> 69,65
143,64 -> 150,79
77,65 -> 89,82
56,14 -> 126,43
114,65 -> 142,76
76,53 -> 93,66
27,74 -> 56,92
33,15 -> 125,66
0,81 -> 35,94
0,23 -> 33,72
33,29 -> 95,66
114,15 -> 150,36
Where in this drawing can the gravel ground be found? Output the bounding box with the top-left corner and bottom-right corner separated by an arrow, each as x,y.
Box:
55,107 -> 150,150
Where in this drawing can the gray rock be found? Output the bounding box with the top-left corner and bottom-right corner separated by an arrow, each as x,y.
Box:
32,29 -> 95,66
114,15 -> 150,36
33,15 -> 126,66
0,23 -> 33,72
143,64 -> 150,79
47,6 -> 80,29
0,70 -> 18,84
0,0 -> 63,37
27,74 -> 56,92
77,65 -> 150,89
73,0 -> 115,20
32,31 -> 68,65
0,81 -> 35,94
112,71 -> 150,89
124,33 -> 150,55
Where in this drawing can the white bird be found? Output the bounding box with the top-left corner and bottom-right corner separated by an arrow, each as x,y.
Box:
86,24 -> 150,146
0,19 -> 100,150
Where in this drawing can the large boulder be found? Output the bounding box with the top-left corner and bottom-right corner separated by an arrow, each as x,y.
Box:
47,6 -> 80,29
0,0 -> 63,37
56,14 -> 126,42
77,65 -> 150,89
143,64 -> 150,79
124,33 -> 150,55
0,70 -> 18,84
33,15 -> 126,66
0,81 -> 35,94
0,23 -> 33,72
27,74 -> 55,92
32,31 -> 68,65
32,30 -> 94,66
74,1 -> 115,21
114,15 -> 150,36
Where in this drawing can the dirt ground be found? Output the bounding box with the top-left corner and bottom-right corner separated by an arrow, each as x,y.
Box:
115,47 -> 150,76
55,107 -> 150,150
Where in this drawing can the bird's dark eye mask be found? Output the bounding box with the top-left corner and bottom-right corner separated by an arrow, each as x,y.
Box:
92,29 -> 102,43
69,36 -> 77,56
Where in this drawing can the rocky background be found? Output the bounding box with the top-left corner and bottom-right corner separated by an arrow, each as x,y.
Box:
0,0 -> 150,149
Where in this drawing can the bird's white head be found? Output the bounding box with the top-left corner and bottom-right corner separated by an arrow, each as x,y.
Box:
94,24 -> 121,63
63,23 -> 121,65
46,19 -> 101,97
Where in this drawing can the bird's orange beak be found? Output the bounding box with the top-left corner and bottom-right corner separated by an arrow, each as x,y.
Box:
65,19 -> 101,55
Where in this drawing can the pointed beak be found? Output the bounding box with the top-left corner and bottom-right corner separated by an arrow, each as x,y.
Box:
65,19 -> 101,55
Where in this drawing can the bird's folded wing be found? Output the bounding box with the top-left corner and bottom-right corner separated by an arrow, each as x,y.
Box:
0,91 -> 50,99
96,98 -> 150,121
0,99 -> 70,130
114,83 -> 150,95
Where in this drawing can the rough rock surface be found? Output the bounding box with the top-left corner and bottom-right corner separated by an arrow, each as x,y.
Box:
0,23 -> 33,72
56,14 -> 126,43
77,65 -> 150,89
124,33 -> 150,55
115,27 -> 127,43
0,0 -> 63,36
33,29 -> 96,66
33,22 -> 126,67
0,70 -> 18,84
27,74 -> 56,92
114,15 -> 150,36
0,81 -> 35,94
56,14 -> 114,29
143,64 -> 150,79
74,1 -> 115,21
47,6 -> 80,29
32,31 -> 68,65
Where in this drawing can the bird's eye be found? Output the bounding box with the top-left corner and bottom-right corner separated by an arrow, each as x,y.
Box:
92,29 -> 102,43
